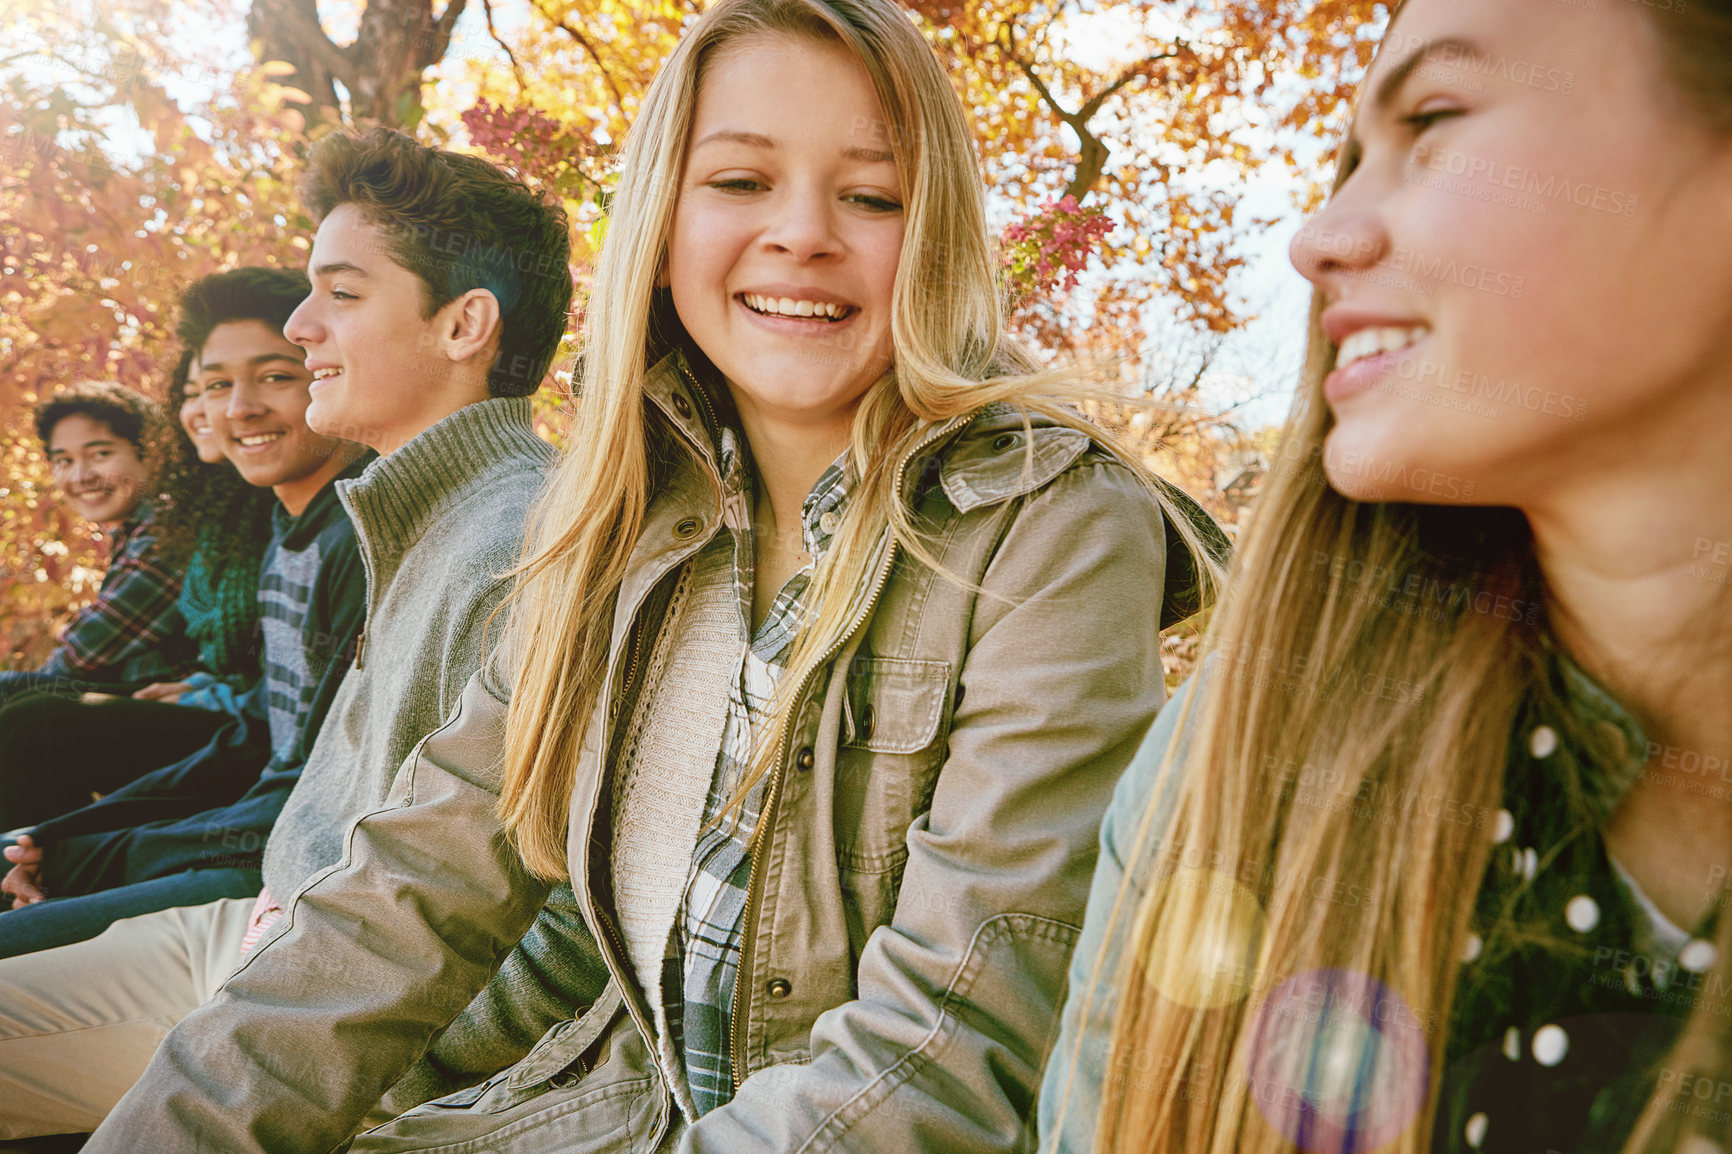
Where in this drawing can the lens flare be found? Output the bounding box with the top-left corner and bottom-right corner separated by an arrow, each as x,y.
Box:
1139,868 -> 1267,1011
1246,969 -> 1430,1153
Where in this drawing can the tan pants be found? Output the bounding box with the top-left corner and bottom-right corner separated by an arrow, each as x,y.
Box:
0,896 -> 254,1138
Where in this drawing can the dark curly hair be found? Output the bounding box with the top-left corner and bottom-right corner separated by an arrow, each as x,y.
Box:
33,380 -> 162,455
174,266 -> 311,357
147,347 -> 275,573
153,266 -> 304,573
298,126 -> 574,397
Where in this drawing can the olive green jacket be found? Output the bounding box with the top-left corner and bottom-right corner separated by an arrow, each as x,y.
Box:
87,354 -> 1209,1154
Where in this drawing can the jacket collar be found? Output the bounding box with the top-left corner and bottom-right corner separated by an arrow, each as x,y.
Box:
107,498 -> 155,552
274,452 -> 373,550
1526,648 -> 1650,824
642,351 -> 1051,514
337,396 -> 553,573
640,350 -> 1223,631
644,351 -> 727,481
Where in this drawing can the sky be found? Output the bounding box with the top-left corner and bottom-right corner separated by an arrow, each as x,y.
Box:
1050,4 -> 1377,429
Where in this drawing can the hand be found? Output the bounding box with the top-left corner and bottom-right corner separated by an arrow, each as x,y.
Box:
2,835 -> 45,908
133,681 -> 193,703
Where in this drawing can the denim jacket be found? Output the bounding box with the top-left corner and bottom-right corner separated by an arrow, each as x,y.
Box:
1039,652 -> 1702,1154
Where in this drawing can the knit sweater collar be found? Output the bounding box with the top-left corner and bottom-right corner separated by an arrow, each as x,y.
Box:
336,396 -> 551,570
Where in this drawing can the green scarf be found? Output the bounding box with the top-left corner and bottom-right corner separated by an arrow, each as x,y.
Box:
178,516 -> 266,686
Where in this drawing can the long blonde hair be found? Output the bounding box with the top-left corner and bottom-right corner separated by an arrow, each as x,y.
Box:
1065,4 -> 1732,1149
497,0 -> 1224,878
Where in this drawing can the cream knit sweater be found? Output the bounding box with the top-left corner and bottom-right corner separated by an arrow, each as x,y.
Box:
609,533 -> 742,1121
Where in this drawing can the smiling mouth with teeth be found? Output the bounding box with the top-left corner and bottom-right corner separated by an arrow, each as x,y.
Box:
739,294 -> 854,322
1335,325 -> 1432,372
312,369 -> 342,382
236,432 -> 286,448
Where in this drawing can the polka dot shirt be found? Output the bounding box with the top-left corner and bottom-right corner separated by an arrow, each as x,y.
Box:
1432,657 -> 1720,1154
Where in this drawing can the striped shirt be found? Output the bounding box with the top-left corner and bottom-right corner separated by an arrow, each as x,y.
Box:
255,502 -> 329,758
666,427 -> 851,1116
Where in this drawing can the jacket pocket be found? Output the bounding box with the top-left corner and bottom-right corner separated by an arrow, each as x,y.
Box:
841,657 -> 950,754
835,657 -> 952,873
504,983 -> 626,1091
348,1018 -> 665,1154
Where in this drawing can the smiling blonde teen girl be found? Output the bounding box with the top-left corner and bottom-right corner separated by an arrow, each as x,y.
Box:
1040,1 -> 1732,1152
80,1 -> 1221,1151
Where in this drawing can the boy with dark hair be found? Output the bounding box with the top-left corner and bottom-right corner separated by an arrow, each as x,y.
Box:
295,126 -> 573,406
0,128 -> 589,1141
0,383 -> 197,707
0,265 -> 370,962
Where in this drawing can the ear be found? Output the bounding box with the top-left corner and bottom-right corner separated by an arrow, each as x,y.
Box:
439,288 -> 504,365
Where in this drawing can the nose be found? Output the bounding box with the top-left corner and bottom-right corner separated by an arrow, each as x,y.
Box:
760,181 -> 843,262
1289,197 -> 1390,297
225,377 -> 268,422
70,457 -> 98,488
282,296 -> 319,347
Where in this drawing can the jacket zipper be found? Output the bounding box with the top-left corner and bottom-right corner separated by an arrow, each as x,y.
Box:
616,611 -> 648,726
582,381 -> 724,1134
728,413 -> 966,1090
678,363 -> 722,460
352,524 -> 380,670
575,569 -> 678,1138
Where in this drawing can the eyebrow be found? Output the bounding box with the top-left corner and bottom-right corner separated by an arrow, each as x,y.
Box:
693,130 -> 775,152
1342,35 -> 1485,164
311,261 -> 370,278
691,130 -> 895,165
50,438 -> 117,455
199,352 -> 305,373
1372,36 -> 1486,114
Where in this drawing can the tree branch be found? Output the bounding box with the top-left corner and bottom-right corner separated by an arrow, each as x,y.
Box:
1077,51 -> 1176,122
535,2 -> 626,112
250,0 -> 351,85
480,0 -> 528,93
998,20 -> 1179,200
426,0 -> 469,65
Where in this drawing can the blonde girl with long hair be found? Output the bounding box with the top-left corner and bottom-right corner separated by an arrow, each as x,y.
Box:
1039,0 -> 1732,1152
82,0 -> 1222,1150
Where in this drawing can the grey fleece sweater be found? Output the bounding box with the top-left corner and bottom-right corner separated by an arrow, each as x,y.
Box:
260,398 -> 608,1115
261,397 -> 551,900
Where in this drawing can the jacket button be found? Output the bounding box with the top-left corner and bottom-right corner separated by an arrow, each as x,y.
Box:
794,745 -> 815,771
992,432 -> 1020,452
767,978 -> 792,999
674,517 -> 701,539
549,1067 -> 582,1089
857,705 -> 875,742
672,393 -> 693,418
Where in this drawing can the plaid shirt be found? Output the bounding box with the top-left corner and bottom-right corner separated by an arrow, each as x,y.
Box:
665,427 -> 851,1117
40,503 -> 195,686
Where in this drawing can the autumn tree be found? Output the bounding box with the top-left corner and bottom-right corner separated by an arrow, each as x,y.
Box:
2,0 -> 1389,663
1,0 -> 312,659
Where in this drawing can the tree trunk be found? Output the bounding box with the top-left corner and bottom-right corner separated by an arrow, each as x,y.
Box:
246,0 -> 468,130
247,0 -> 342,124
